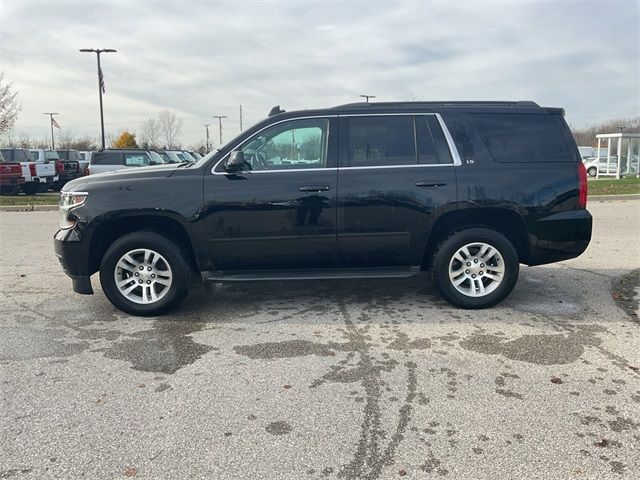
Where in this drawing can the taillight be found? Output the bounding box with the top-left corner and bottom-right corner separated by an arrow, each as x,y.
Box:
29,163 -> 37,177
56,160 -> 65,174
577,162 -> 587,209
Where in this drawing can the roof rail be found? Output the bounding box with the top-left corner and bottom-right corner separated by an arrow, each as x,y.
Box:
334,100 -> 539,108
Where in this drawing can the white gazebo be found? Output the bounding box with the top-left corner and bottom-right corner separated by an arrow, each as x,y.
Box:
595,132 -> 640,179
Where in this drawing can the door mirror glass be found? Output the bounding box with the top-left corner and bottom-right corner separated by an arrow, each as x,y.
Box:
226,150 -> 245,171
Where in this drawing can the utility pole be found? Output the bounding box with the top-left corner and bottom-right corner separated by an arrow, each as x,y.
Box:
239,105 -> 243,131
212,115 -> 227,145
203,124 -> 211,151
79,48 -> 117,149
43,113 -> 59,150
359,94 -> 376,103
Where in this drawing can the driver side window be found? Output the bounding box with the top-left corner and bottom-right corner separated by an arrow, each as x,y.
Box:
240,118 -> 328,171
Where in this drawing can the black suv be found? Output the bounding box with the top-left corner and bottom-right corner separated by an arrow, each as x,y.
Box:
54,101 -> 592,316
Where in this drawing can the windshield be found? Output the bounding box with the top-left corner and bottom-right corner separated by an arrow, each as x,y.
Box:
181,151 -> 195,162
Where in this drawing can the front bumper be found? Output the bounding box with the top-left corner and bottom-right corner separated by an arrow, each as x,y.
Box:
54,228 -> 94,294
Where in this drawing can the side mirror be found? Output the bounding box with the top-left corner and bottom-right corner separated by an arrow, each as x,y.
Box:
226,150 -> 245,172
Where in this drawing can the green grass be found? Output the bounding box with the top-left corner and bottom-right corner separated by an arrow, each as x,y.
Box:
588,178 -> 640,196
0,194 -> 59,206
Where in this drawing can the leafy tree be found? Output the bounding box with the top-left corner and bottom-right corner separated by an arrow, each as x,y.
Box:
112,130 -> 138,148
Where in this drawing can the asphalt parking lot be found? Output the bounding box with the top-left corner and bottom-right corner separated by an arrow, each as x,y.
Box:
1,200 -> 639,480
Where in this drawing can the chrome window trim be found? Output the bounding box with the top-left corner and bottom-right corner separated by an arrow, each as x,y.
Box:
210,112 -> 461,174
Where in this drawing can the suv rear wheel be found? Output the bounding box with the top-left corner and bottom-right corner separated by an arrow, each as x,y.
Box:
430,228 -> 519,309
99,231 -> 191,316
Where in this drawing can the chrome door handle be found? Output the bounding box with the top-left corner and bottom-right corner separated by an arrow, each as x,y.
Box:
299,185 -> 330,192
415,181 -> 447,188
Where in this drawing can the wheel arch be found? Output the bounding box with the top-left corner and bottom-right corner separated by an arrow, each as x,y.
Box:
87,212 -> 198,275
422,207 -> 529,269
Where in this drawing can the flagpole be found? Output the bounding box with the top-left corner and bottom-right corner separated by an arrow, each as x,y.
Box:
96,52 -> 105,149
43,113 -> 59,150
80,48 -> 116,150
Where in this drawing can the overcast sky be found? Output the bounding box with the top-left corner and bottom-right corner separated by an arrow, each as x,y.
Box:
2,0 -> 639,148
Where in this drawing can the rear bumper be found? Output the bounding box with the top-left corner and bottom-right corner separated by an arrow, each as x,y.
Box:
54,228 -> 94,294
0,177 -> 25,186
526,209 -> 593,266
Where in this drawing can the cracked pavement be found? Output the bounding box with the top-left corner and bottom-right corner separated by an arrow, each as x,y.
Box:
0,199 -> 639,479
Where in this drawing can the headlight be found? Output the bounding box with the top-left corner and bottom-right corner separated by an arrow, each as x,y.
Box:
59,191 -> 88,229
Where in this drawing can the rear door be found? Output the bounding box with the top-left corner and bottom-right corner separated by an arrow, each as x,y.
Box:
336,114 -> 458,268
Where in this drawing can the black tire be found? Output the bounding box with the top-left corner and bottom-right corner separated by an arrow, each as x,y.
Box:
430,228 -> 519,309
22,183 -> 38,195
99,231 -> 192,316
587,167 -> 597,177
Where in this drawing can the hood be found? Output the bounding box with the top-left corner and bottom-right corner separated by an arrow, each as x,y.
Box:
62,164 -> 180,192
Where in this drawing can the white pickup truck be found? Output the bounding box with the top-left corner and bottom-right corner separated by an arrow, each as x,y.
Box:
25,149 -> 59,193
0,148 -> 57,194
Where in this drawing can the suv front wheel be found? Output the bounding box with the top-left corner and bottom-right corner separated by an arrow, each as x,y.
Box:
430,228 -> 519,309
100,231 -> 191,316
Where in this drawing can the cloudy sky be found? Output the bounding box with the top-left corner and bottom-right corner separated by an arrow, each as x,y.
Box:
2,0 -> 639,147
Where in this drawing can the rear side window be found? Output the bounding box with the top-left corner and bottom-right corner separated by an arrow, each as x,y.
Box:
92,152 -> 121,165
124,153 -> 149,167
346,116 -> 416,167
470,113 -> 570,163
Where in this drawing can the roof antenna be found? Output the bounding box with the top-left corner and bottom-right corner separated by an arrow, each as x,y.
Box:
269,106 -> 285,116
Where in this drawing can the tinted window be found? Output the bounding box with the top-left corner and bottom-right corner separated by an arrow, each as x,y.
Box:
471,113 -> 570,163
57,151 -> 69,160
416,116 -> 453,164
347,116 -> 415,167
45,151 -> 59,160
92,152 -> 121,165
240,118 -> 328,170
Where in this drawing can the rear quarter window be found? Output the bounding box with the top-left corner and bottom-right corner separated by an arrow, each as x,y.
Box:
470,113 -> 571,163
92,152 -> 120,165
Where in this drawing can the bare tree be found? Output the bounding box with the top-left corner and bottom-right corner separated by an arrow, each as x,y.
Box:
139,118 -> 160,148
571,116 -> 640,146
0,73 -> 22,135
157,110 -> 183,148
57,130 -> 77,149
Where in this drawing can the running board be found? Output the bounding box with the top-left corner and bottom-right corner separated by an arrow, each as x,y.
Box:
204,266 -> 420,282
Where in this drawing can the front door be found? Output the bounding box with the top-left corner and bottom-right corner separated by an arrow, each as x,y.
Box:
203,117 -> 338,270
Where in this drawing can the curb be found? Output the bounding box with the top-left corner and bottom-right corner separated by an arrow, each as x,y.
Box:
0,205 -> 58,212
589,194 -> 640,202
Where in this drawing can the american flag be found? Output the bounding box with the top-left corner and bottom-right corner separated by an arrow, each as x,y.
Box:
99,67 -> 106,94
51,116 -> 61,129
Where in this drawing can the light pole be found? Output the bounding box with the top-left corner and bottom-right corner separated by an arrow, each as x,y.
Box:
359,94 -> 376,103
43,113 -> 59,150
203,124 -> 211,151
212,115 -> 227,145
79,48 -> 117,149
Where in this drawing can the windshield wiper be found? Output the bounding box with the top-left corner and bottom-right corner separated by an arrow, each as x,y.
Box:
176,160 -> 195,168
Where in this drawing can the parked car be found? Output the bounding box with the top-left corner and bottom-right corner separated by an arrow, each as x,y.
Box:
55,150 -> 84,189
88,149 -> 157,174
0,151 -> 25,195
26,149 -> 61,192
78,151 -> 93,176
155,150 -> 189,163
55,100 -> 592,316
